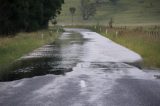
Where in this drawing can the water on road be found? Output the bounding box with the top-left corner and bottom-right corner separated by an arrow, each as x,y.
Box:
0,28 -> 160,106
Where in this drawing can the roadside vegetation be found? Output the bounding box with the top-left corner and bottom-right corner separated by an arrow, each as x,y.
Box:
72,25 -> 160,69
0,26 -> 63,72
59,0 -> 160,69
101,26 -> 160,69
58,0 -> 160,25
0,0 -> 64,77
0,0 -> 64,35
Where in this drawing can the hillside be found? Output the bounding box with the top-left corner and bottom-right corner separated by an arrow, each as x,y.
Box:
57,0 -> 160,26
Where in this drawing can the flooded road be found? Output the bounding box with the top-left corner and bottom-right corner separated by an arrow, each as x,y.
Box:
0,28 -> 160,106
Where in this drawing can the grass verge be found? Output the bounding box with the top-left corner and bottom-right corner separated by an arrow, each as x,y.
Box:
68,25 -> 160,69
100,26 -> 160,69
0,26 -> 62,72
103,32 -> 160,69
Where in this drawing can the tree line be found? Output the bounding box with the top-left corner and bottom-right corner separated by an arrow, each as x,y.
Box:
80,0 -> 96,20
0,0 -> 64,36
80,0 -> 119,20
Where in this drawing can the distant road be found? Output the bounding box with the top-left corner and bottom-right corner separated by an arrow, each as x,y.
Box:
0,28 -> 160,106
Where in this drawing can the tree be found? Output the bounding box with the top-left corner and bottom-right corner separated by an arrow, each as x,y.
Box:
80,0 -> 96,20
109,0 -> 119,5
95,0 -> 108,4
51,19 -> 57,26
69,7 -> 76,25
0,0 -> 64,36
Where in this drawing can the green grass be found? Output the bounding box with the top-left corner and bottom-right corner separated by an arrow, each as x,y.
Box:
70,25 -> 160,69
58,0 -> 160,69
100,27 -> 160,68
0,27 -> 61,71
57,0 -> 160,25
107,34 -> 160,68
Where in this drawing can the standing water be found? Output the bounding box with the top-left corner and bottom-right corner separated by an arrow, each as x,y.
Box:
0,28 -> 160,106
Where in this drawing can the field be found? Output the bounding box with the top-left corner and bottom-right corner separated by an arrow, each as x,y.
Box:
58,0 -> 160,69
57,0 -> 160,25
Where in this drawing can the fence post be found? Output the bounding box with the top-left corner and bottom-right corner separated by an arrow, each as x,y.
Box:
116,31 -> 118,37
41,33 -> 44,40
106,28 -> 108,35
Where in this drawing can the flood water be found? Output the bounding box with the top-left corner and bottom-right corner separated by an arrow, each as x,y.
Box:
0,28 -> 159,82
0,31 -> 89,81
0,28 -> 160,106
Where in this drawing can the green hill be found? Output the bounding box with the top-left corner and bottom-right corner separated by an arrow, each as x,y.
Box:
57,0 -> 160,26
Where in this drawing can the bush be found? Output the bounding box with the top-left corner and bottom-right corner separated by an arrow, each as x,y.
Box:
0,0 -> 64,36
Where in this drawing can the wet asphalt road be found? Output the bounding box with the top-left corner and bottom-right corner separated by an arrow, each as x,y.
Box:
0,28 -> 160,106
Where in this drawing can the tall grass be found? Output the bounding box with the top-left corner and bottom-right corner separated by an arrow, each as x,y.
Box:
99,26 -> 160,69
71,25 -> 160,69
0,27 -> 62,71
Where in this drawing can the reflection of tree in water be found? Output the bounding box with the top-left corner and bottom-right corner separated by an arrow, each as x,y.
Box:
56,32 -> 90,46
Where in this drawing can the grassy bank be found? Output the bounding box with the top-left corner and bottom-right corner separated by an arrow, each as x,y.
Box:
99,26 -> 160,69
69,25 -> 160,69
57,0 -> 160,25
0,26 -> 62,71
106,34 -> 159,69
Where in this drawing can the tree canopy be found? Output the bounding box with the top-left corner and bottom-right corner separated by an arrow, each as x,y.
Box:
0,0 -> 64,35
80,0 -> 96,20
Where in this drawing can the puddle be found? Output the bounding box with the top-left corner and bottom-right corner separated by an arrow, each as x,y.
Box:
1,29 -> 159,82
0,32 -> 87,82
154,75 -> 160,79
